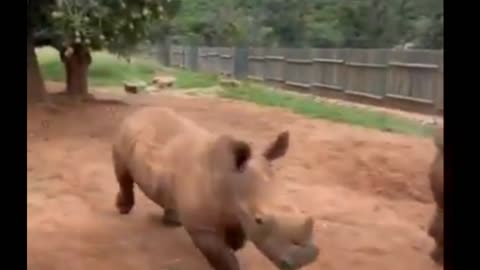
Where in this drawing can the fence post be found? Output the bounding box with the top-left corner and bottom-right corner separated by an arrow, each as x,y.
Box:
434,55 -> 444,114
181,46 -> 186,69
157,41 -> 171,67
233,47 -> 249,80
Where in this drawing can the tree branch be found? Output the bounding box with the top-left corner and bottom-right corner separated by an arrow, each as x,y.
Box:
33,30 -> 63,51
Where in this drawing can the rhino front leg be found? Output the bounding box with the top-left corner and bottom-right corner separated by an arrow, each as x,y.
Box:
162,208 -> 182,227
428,207 -> 444,265
188,229 -> 240,270
113,155 -> 135,214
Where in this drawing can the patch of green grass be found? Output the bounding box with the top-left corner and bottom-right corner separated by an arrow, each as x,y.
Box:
37,47 -> 65,82
37,47 -> 219,89
219,83 -> 433,136
172,69 -> 219,89
37,47 -> 160,86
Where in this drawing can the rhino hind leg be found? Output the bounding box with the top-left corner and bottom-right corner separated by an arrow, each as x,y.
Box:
114,161 -> 135,214
115,173 -> 135,214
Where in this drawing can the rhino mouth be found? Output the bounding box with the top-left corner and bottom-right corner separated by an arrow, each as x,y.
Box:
275,244 -> 319,270
245,212 -> 319,269
253,239 -> 319,270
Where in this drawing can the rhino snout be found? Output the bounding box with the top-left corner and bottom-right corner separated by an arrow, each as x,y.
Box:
277,244 -> 319,270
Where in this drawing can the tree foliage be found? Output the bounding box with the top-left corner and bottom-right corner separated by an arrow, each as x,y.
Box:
31,0 -> 179,55
52,0 -> 171,53
164,0 -> 443,49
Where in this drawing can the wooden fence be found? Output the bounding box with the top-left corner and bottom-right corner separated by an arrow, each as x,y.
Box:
163,46 -> 443,115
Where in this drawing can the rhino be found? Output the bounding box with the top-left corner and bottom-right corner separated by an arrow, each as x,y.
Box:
112,107 -> 319,270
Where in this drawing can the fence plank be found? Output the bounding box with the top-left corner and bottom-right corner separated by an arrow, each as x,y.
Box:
311,49 -> 346,92
248,48 -> 265,81
264,48 -> 285,82
284,48 -> 313,88
387,50 -> 443,103
233,47 -> 249,79
217,47 -> 234,76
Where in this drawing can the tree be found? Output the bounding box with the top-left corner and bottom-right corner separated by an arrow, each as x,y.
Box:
259,0 -> 313,47
27,0 -> 55,102
35,0 -> 179,97
410,0 -> 443,49
27,28 -> 46,102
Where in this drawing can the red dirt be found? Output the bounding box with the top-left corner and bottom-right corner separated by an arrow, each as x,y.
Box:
27,83 -> 441,270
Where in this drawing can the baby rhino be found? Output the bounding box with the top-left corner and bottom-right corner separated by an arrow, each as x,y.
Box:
112,107 -> 319,270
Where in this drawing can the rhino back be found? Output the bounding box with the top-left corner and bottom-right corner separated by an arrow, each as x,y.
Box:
113,107 -> 248,231
113,107 -> 211,203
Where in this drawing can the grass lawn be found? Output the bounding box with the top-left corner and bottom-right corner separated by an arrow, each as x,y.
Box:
219,83 -> 433,136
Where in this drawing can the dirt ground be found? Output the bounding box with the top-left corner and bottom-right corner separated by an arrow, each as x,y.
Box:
27,82 -> 441,270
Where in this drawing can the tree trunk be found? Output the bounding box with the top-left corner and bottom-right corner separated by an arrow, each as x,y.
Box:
61,45 -> 91,97
27,31 -> 46,103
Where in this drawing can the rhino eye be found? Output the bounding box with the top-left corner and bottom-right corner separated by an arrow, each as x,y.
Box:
255,217 -> 264,225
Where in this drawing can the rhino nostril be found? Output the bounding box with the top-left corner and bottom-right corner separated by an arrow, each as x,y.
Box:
255,217 -> 264,224
279,258 -> 294,270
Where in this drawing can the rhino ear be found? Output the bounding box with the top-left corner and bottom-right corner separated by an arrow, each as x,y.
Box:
231,140 -> 251,171
212,135 -> 251,171
264,131 -> 289,161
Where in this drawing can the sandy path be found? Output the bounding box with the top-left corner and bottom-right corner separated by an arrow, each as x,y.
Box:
27,84 -> 440,270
